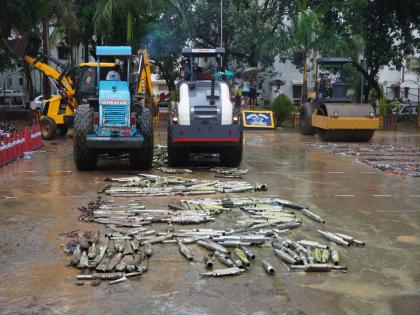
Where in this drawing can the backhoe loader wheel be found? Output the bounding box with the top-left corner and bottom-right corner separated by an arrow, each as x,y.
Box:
129,109 -> 154,170
167,126 -> 187,167
220,132 -> 243,167
40,116 -> 57,140
73,106 -> 97,170
56,125 -> 69,137
299,103 -> 316,135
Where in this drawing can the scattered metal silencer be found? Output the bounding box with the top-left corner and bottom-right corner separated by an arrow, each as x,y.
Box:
334,232 -> 365,246
301,208 -> 325,223
329,242 -> 339,265
110,276 -> 127,285
106,252 -> 123,271
144,243 -> 153,257
318,230 -> 350,246
262,260 -> 275,275
273,249 -> 296,265
89,245 -> 107,269
178,241 -> 193,261
273,198 -> 306,210
200,267 -> 243,277
197,240 -> 229,254
290,264 -> 347,272
297,240 -> 327,249
78,251 -> 89,268
314,248 -> 322,263
276,221 -> 301,230
141,233 -> 173,245
137,259 -> 148,273
77,272 -> 123,280
321,249 -> 330,263
205,257 -> 213,269
95,255 -> 111,272
307,247 -> 314,264
234,248 -> 250,266
217,241 -> 251,247
214,251 -> 234,267
239,246 -> 255,260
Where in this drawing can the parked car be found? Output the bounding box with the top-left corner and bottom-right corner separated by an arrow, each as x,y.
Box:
30,95 -> 44,110
392,102 -> 419,121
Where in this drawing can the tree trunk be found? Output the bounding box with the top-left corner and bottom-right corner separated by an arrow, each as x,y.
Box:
42,18 -> 51,99
23,63 -> 34,100
353,60 -> 382,100
127,11 -> 133,46
301,51 -> 308,104
84,41 -> 89,62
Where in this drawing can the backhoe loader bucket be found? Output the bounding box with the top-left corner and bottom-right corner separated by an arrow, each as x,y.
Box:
4,32 -> 41,58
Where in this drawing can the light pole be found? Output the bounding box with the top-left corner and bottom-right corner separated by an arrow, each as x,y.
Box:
220,0 -> 223,48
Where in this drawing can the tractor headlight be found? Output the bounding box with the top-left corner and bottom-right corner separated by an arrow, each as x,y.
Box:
333,111 -> 339,118
369,111 -> 375,119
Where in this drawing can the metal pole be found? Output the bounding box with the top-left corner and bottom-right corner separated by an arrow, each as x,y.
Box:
220,0 -> 223,47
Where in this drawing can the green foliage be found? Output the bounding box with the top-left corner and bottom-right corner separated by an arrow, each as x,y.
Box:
270,94 -> 296,126
378,98 -> 399,116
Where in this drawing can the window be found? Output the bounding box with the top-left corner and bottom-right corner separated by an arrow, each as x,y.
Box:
404,87 -> 409,98
293,85 -> 302,99
57,45 -> 70,60
19,78 -> 23,86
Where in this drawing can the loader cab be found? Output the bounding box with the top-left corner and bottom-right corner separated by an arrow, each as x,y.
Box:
316,57 -> 354,103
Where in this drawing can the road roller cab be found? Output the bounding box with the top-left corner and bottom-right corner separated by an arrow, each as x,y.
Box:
300,57 -> 379,142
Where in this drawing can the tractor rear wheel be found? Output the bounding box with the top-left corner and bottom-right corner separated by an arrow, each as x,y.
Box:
129,109 -> 154,170
40,116 -> 57,140
299,102 -> 316,135
73,105 -> 97,170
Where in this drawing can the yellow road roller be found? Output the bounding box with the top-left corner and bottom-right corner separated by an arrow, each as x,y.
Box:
300,57 -> 379,142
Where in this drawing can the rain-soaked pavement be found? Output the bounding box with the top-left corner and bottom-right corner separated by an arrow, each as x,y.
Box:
1,127 -> 420,315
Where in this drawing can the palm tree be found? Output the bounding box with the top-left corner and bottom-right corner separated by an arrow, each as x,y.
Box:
94,0 -> 170,47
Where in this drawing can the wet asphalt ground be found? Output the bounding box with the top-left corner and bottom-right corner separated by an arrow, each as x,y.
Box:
0,127 -> 420,315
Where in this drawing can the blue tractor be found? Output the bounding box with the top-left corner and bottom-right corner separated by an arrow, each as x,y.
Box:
73,46 -> 154,170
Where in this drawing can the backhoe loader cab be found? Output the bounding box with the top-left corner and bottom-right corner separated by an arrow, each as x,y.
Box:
73,46 -> 154,171
300,57 -> 379,142
167,47 -> 243,166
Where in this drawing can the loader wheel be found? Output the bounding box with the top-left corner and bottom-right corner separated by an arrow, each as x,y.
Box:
129,109 -> 154,170
220,132 -> 243,167
299,103 -> 316,135
167,126 -> 187,167
56,125 -> 69,137
73,105 -> 97,171
40,116 -> 57,140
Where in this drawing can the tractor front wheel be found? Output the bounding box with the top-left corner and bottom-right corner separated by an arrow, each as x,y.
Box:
129,109 -> 154,170
73,106 -> 97,170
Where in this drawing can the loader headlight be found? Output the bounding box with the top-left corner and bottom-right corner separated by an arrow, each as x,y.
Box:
369,111 -> 375,119
333,111 -> 339,118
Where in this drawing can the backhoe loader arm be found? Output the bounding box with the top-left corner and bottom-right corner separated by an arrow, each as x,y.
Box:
24,55 -> 77,108
135,50 -> 155,105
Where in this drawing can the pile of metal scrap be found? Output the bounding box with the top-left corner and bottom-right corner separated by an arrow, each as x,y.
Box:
0,120 -> 18,138
210,167 -> 248,178
309,143 -> 420,177
152,144 -> 168,167
69,194 -> 366,282
101,174 -> 267,197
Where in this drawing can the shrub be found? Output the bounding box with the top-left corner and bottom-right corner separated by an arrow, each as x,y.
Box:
270,94 -> 296,126
378,97 -> 399,115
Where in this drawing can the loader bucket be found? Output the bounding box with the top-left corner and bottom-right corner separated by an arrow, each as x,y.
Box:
4,31 -> 41,58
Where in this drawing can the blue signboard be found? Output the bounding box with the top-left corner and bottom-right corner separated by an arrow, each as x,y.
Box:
242,110 -> 275,129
